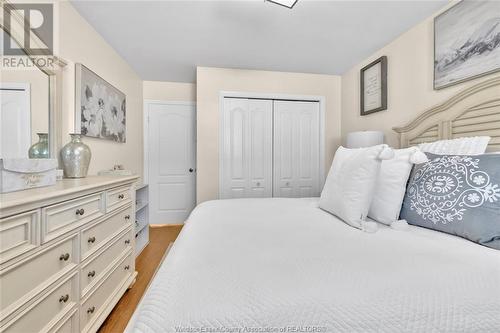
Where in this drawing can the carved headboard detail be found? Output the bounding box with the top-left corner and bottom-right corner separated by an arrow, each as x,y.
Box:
393,76 -> 500,152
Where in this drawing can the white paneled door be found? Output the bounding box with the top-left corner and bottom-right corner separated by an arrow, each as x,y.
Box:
0,84 -> 31,159
273,100 -> 320,197
148,102 -> 196,224
221,97 -> 321,199
221,98 -> 273,199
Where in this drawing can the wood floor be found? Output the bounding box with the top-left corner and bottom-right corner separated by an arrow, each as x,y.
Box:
97,224 -> 183,333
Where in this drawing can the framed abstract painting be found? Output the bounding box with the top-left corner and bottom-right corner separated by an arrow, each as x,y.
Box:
434,1 -> 500,89
75,63 -> 126,142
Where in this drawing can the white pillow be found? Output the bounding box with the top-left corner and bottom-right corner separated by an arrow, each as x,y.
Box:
319,145 -> 392,230
368,147 -> 428,225
419,136 -> 490,155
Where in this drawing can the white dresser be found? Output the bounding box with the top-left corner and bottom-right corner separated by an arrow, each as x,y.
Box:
0,175 -> 138,333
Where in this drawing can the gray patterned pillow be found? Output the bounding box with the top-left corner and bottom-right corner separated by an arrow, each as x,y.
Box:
400,153 -> 500,250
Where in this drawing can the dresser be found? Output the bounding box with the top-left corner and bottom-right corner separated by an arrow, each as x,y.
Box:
0,175 -> 138,333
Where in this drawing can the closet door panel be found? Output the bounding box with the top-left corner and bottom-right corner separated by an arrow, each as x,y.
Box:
248,99 -> 273,197
222,98 -> 249,198
273,108 -> 295,197
221,98 -> 272,199
273,101 -> 320,198
297,106 -> 320,197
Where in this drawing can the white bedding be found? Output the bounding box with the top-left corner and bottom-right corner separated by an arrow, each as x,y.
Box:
127,198 -> 500,333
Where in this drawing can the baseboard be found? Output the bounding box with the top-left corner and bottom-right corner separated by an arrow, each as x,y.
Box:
150,223 -> 184,227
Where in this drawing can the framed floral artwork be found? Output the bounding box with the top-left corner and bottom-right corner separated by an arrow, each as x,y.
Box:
75,63 -> 126,142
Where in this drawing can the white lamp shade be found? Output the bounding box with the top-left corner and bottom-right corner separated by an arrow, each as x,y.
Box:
346,131 -> 384,148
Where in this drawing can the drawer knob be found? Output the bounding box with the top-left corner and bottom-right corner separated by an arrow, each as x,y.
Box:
59,294 -> 69,303
124,265 -> 130,270
125,239 -> 131,245
88,236 -> 96,243
75,208 -> 85,216
59,253 -> 70,261
118,194 -> 125,199
87,306 -> 95,314
88,270 -> 96,278
124,215 -> 131,220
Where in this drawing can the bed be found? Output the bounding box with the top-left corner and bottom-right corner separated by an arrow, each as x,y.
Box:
126,77 -> 500,332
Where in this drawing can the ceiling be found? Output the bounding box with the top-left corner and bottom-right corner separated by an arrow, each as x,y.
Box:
71,0 -> 447,83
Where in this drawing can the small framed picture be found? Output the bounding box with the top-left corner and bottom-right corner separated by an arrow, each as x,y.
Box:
360,56 -> 387,116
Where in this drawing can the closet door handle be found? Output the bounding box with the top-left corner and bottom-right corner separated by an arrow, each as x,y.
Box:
189,168 -> 194,173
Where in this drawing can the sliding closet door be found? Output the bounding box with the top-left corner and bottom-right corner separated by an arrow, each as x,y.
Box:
273,101 -> 320,198
221,98 -> 273,199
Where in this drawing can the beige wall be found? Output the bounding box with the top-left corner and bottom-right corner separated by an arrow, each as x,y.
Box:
143,81 -> 196,101
341,4 -> 500,148
58,1 -> 144,180
196,66 -> 342,203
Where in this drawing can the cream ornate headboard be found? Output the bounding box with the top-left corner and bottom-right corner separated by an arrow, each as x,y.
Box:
393,76 -> 500,152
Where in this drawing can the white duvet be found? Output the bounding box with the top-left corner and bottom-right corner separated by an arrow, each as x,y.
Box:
127,198 -> 500,333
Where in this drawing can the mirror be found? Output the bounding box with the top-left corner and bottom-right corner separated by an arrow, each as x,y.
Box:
0,41 -> 51,159
0,1 -> 66,161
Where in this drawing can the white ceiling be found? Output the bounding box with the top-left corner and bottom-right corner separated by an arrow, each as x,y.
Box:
71,0 -> 447,83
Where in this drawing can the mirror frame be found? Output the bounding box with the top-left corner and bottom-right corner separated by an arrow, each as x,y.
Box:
0,0 -> 67,160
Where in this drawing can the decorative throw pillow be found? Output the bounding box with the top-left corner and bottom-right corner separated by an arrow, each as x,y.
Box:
400,153 -> 500,250
419,136 -> 490,155
319,145 -> 393,230
368,148 -> 428,225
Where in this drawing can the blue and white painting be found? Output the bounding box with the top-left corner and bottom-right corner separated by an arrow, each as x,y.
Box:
434,1 -> 500,89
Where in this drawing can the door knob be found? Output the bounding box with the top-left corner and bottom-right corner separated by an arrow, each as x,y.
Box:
189,168 -> 194,173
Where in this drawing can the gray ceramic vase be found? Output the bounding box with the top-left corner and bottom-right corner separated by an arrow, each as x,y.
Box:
60,134 -> 91,178
28,133 -> 50,159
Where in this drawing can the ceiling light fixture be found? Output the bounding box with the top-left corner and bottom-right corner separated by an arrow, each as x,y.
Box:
266,0 -> 299,9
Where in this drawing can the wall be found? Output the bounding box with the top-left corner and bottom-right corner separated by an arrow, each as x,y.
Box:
58,1 -> 144,180
143,81 -> 196,101
341,3 -> 500,148
196,66 -> 342,203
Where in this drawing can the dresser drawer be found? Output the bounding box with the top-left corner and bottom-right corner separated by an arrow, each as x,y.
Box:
106,185 -> 132,212
81,206 -> 132,260
80,252 -> 133,333
0,234 -> 77,319
51,308 -> 78,333
42,192 -> 105,243
81,228 -> 133,296
1,273 -> 77,333
0,210 -> 39,265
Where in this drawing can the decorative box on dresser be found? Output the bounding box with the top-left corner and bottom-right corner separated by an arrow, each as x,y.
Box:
0,175 -> 139,333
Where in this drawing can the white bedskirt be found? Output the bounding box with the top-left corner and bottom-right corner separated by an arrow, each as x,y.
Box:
127,198 -> 500,333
